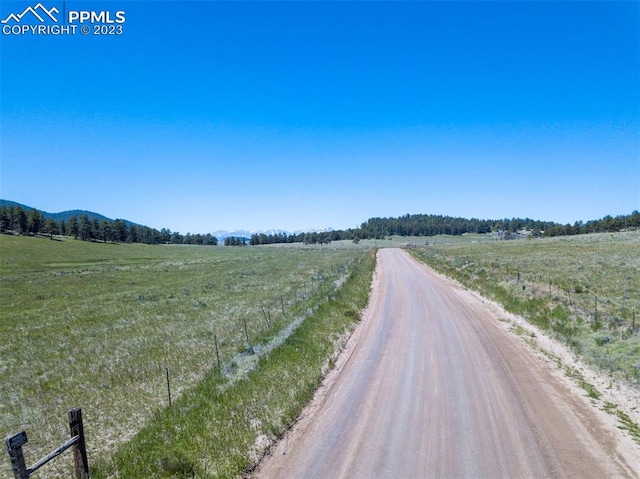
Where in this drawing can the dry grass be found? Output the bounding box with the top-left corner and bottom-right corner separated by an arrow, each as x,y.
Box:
0,235 -> 368,477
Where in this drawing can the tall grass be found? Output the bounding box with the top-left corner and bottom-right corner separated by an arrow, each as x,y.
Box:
408,231 -> 640,383
93,248 -> 376,478
0,235 -> 371,477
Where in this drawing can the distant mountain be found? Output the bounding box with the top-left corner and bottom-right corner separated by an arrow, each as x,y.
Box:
212,230 -> 253,241
0,200 -> 135,226
1,200 -> 338,237
48,209 -> 114,223
306,227 -> 335,234
1,200 -> 339,239
0,200 -> 31,210
213,227 -> 334,241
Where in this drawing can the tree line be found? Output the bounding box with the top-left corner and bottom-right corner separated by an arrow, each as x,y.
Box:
0,205 -> 218,245
542,211 -> 640,237
249,214 -> 557,245
358,214 -> 570,238
2,203 -> 637,246
249,212 -> 640,245
248,231 -> 350,245
357,212 -> 639,239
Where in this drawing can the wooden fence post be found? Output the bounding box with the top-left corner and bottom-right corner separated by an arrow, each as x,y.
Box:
5,432 -> 28,479
243,318 -> 250,344
214,334 -> 221,372
5,411 -> 89,479
68,408 -> 89,479
165,368 -> 172,408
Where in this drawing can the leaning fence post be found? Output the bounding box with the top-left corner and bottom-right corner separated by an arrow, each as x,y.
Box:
165,367 -> 172,408
5,432 -> 29,479
214,334 -> 221,372
68,408 -> 89,479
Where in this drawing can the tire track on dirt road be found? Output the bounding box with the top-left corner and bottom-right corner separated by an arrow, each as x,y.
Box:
256,248 -> 640,478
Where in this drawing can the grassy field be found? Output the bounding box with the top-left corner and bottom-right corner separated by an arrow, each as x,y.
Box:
5,231 -> 637,476
0,235 -> 373,478
408,231 -> 640,383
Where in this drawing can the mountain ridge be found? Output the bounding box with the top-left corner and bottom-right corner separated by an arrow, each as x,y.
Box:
0,200 -> 333,239
213,227 -> 334,241
0,200 -> 136,226
3,199 -> 637,241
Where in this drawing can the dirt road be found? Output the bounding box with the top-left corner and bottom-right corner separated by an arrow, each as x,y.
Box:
257,248 -> 640,478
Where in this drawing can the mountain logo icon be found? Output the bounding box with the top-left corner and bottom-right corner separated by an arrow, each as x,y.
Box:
1,3 -> 59,24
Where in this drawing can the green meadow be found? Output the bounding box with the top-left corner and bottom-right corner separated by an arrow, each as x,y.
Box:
3,230 -> 638,477
0,235 -> 374,477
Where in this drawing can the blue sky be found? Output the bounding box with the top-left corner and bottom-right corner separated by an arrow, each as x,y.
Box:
1,1 -> 638,233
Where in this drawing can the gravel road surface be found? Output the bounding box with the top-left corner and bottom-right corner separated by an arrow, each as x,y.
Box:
257,248 -> 640,478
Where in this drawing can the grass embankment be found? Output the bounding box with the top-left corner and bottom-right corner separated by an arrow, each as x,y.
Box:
408,232 -> 640,382
94,247 -> 376,478
0,235 -> 373,478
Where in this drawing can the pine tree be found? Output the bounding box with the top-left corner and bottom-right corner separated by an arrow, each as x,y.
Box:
43,219 -> 59,239
16,208 -> 28,234
27,209 -> 44,236
0,206 -> 9,233
68,216 -> 79,239
79,215 -> 92,241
